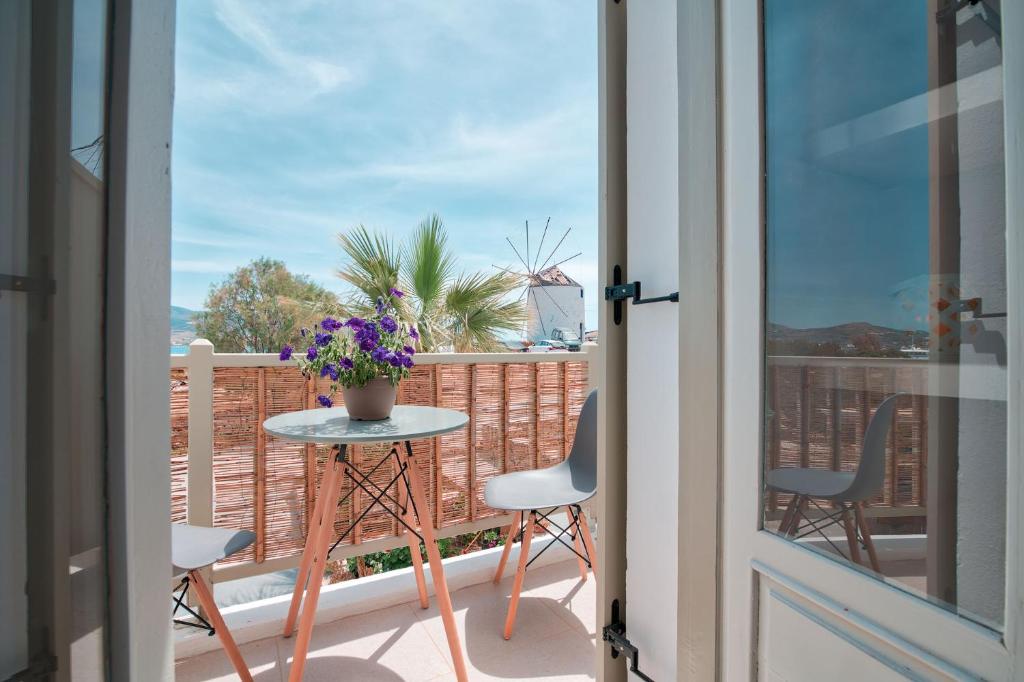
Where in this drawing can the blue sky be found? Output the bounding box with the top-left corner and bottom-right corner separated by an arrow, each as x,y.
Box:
171,1 -> 598,328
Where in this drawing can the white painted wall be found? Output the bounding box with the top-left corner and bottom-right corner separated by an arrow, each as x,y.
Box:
954,6 -> 1007,626
625,1 -> 680,679
0,1 -> 31,675
527,284 -> 585,342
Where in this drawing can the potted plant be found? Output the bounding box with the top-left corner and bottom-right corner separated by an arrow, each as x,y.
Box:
279,288 -> 417,420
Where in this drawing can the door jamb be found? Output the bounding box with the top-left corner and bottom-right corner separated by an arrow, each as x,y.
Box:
676,0 -> 722,679
597,1 -> 628,680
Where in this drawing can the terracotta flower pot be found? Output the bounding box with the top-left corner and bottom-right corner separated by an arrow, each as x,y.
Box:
342,377 -> 398,421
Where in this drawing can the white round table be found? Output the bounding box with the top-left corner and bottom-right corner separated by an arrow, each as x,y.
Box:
264,405 -> 469,682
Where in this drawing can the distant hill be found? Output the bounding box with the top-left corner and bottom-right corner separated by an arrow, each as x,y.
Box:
768,322 -> 927,356
171,306 -> 199,346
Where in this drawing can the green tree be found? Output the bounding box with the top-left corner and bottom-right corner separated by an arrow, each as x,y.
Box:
337,215 -> 525,352
194,258 -> 342,352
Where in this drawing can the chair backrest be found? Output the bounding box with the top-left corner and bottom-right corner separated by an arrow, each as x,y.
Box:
845,393 -> 902,501
566,389 -> 598,495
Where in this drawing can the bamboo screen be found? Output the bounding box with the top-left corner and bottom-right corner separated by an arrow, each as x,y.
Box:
765,361 -> 927,515
170,368 -> 189,523
170,360 -> 588,569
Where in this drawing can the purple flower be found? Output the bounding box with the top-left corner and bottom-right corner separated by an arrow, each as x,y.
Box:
320,363 -> 339,381
380,315 -> 398,334
387,352 -> 402,367
389,287 -> 404,298
316,394 -> 333,408
344,317 -> 366,329
315,332 -> 333,347
300,328 -> 308,337
306,346 -> 318,361
340,357 -> 354,370
279,345 -> 293,361
403,345 -> 416,355
401,355 -> 414,368
375,297 -> 386,314
321,316 -> 343,332
371,346 -> 389,363
359,337 -> 377,353
408,326 -> 419,341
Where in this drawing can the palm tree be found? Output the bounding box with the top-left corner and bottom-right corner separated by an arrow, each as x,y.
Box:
337,215 -> 525,352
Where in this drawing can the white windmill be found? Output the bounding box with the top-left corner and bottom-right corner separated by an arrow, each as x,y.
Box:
496,218 -> 585,345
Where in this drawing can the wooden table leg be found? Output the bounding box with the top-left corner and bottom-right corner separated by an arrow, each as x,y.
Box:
576,507 -> 598,579
569,506 -> 588,581
401,441 -> 469,682
189,570 -> 253,682
284,445 -> 340,637
397,446 -> 429,608
287,450 -> 345,682
504,511 -> 536,640
493,510 -> 522,583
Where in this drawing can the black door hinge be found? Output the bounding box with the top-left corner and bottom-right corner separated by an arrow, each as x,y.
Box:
602,599 -> 656,681
605,265 -> 679,326
0,273 -> 56,295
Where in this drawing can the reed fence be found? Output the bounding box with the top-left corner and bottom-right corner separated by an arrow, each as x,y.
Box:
170,341 -> 594,583
765,356 -> 928,522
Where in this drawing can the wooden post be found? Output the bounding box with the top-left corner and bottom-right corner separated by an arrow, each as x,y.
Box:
435,364 -> 444,529
255,367 -> 266,563
468,364 -> 476,521
799,365 -> 810,468
305,377 -> 317,529
503,364 -> 511,473
186,340 -> 215,599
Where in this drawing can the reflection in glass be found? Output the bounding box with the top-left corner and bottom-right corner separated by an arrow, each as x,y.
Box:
762,0 -> 1006,630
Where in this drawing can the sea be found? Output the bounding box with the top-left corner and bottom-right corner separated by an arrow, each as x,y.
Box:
171,345 -> 189,355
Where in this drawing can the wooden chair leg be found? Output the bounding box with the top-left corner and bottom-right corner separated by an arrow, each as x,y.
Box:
504,511 -> 536,640
576,508 -> 598,579
841,505 -> 862,565
854,502 -> 881,572
784,495 -> 805,537
283,445 -> 339,637
569,506 -> 588,581
778,495 -> 798,535
287,456 -> 345,682
493,511 -> 522,584
398,458 -> 429,608
188,570 -> 253,682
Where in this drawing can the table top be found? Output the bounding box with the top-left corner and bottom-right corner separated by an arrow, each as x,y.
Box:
262,405 -> 468,444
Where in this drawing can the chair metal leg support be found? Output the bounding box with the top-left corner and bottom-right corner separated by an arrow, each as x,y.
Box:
569,506 -> 589,580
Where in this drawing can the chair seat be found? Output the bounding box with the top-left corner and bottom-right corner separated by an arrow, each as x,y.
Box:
484,461 -> 596,511
172,524 -> 256,576
765,467 -> 856,500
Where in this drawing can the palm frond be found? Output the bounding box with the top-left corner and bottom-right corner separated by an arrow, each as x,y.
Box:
337,225 -> 402,303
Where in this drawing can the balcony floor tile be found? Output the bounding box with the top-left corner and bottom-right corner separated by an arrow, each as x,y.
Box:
176,558 -> 596,681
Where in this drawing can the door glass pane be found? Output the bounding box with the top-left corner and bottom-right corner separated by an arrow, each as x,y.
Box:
762,0 -> 1006,631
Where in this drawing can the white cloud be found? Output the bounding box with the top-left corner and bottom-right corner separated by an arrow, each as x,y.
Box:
171,259 -> 237,273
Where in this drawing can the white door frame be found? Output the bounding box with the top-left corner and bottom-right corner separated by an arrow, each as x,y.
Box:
105,0 -> 176,678
720,0 -> 1024,679
596,1 -> 628,680
676,0 -> 722,679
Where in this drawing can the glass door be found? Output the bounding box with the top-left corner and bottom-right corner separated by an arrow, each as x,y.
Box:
720,0 -> 1023,679
761,0 -> 1008,631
